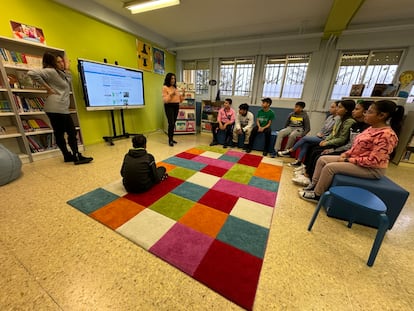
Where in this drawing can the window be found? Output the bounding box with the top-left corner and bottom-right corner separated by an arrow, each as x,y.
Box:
331,50 -> 403,99
219,58 -> 255,96
182,60 -> 210,95
262,54 -> 310,99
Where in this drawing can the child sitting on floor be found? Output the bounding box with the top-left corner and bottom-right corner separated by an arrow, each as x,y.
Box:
121,134 -> 167,193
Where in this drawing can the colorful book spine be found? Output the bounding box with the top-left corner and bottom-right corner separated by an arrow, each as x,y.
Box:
0,100 -> 11,112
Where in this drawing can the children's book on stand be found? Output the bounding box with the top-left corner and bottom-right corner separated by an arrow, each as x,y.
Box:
350,84 -> 365,96
371,83 -> 399,97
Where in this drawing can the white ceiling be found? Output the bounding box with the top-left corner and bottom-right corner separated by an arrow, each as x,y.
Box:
56,0 -> 414,48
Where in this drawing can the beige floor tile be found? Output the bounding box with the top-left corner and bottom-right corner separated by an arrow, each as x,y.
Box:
1,131 -> 413,310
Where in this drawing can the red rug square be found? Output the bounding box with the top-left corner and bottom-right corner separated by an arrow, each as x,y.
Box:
175,151 -> 198,160
194,239 -> 263,311
124,176 -> 183,206
238,153 -> 263,167
198,188 -> 239,213
200,164 -> 228,177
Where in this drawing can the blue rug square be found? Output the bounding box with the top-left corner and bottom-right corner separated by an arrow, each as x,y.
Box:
216,215 -> 269,259
67,188 -> 120,214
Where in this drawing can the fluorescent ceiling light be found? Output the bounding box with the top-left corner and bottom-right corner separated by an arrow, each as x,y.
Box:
125,0 -> 180,14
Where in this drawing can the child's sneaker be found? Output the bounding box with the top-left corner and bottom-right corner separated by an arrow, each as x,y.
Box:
294,164 -> 305,172
292,175 -> 310,186
288,160 -> 302,167
303,182 -> 315,191
298,190 -> 320,203
277,150 -> 291,157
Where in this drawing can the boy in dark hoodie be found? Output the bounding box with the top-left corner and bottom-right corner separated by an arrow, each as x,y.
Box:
121,134 -> 167,193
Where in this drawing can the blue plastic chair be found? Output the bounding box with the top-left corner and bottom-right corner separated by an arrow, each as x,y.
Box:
307,186 -> 389,267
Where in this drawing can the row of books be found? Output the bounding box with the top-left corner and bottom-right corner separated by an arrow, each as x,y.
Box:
0,47 -> 43,68
8,71 -> 41,89
177,110 -> 195,120
350,83 -> 400,97
27,134 -> 56,153
0,99 -> 11,112
13,95 -> 45,112
21,118 -> 51,132
175,120 -> 195,132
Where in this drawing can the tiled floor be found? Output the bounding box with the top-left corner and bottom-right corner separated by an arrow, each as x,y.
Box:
1,131 -> 413,310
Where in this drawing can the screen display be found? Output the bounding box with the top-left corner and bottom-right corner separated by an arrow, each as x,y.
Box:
78,59 -> 145,111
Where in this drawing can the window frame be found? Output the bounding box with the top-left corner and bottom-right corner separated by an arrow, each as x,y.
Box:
219,57 -> 256,97
182,59 -> 210,95
330,49 -> 404,100
262,54 -> 311,99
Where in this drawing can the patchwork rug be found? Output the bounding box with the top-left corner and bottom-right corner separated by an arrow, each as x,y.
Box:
67,146 -> 283,310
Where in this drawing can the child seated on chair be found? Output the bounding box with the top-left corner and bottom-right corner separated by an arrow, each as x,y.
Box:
209,98 -> 236,148
278,101 -> 339,165
272,101 -> 310,156
245,97 -> 275,156
299,100 -> 404,203
232,103 -> 254,149
121,134 -> 167,193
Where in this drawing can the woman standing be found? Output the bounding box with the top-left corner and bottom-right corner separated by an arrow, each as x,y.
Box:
162,73 -> 184,146
28,53 -> 93,164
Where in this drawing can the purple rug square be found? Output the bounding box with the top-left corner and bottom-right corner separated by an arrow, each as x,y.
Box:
192,155 -> 235,169
225,150 -> 244,158
212,179 -> 276,207
150,223 -> 214,275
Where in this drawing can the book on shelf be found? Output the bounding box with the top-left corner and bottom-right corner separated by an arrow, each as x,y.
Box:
16,70 -> 35,88
22,118 -> 51,131
177,110 -> 186,119
27,136 -> 44,152
0,99 -> 11,112
26,134 -> 55,152
13,95 -> 45,112
175,121 -> 187,131
186,121 -> 195,131
187,112 -> 195,119
201,121 -> 212,131
0,47 -> 43,68
7,74 -> 19,88
371,83 -> 399,97
350,84 -> 365,96
21,119 -> 33,132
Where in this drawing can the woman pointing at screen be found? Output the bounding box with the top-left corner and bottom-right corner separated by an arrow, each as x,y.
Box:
162,72 -> 184,147
28,53 -> 93,164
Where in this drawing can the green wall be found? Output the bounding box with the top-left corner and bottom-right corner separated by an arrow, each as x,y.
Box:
1,0 -> 176,145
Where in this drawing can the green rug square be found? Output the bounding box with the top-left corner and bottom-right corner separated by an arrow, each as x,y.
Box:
169,167 -> 197,180
223,163 -> 256,184
149,193 -> 195,221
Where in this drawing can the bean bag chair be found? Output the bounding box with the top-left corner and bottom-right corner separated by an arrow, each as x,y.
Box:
0,144 -> 22,186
